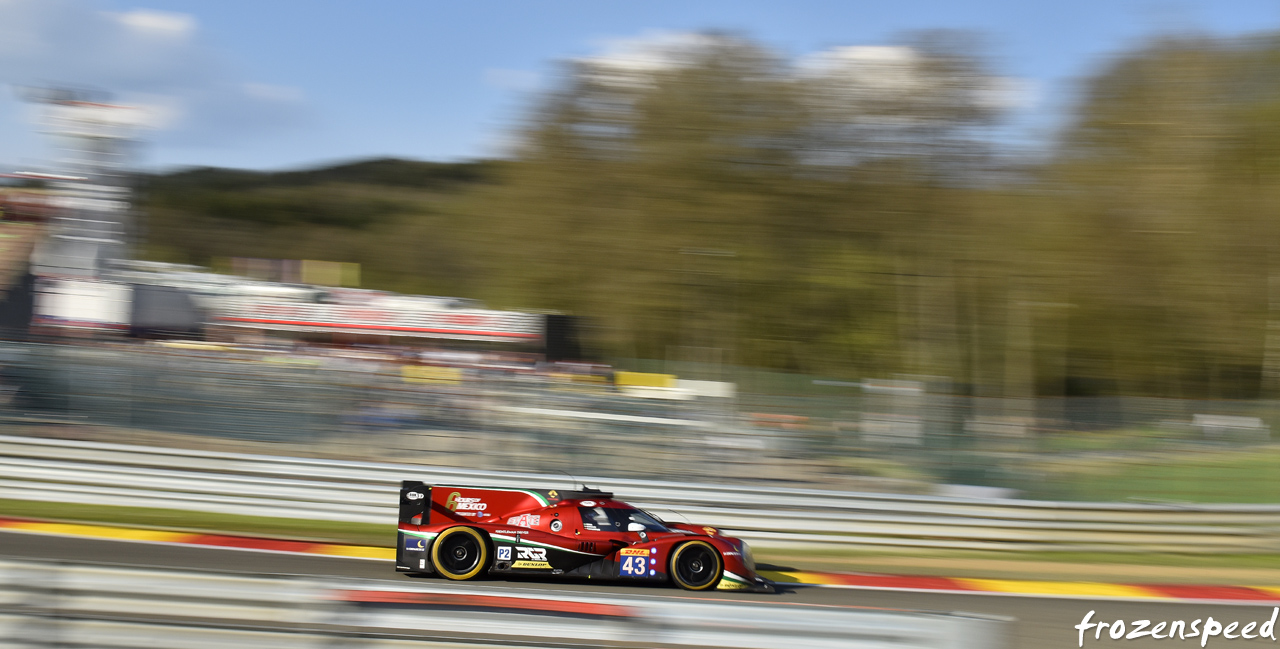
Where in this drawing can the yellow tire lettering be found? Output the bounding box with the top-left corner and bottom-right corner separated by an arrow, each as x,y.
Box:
670,540 -> 722,591
431,527 -> 488,580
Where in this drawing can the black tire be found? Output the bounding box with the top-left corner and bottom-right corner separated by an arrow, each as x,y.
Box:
669,540 -> 723,591
431,527 -> 489,580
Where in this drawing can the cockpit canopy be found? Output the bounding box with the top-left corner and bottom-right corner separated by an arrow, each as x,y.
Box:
578,505 -> 668,533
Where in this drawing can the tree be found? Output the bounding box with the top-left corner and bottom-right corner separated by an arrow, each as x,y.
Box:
478,32 -> 1014,379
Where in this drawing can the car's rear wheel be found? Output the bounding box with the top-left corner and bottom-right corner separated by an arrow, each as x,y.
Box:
669,540 -> 722,591
431,527 -> 489,580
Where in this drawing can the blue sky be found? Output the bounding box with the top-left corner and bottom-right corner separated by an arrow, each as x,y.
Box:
2,0 -> 1278,171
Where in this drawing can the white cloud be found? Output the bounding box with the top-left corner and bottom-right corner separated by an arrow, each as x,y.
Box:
799,44 -> 1028,120
112,9 -> 194,38
0,0 -> 308,163
798,46 -> 924,93
586,31 -> 721,71
579,31 -> 730,87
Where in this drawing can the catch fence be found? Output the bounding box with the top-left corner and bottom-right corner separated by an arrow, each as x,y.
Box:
1,341 -> 1280,501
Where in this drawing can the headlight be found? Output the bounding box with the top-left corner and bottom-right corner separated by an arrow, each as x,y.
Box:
742,541 -> 755,572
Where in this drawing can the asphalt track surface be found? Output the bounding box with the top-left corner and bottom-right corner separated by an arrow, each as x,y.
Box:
2,529 -> 1277,649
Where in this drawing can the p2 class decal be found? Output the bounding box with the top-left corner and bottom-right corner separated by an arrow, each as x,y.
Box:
496,546 -> 512,561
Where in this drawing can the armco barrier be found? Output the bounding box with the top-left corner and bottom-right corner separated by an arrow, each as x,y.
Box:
0,559 -> 1010,649
2,433 -> 1279,553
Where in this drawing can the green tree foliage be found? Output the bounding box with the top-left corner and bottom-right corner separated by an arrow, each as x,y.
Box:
474,34 -> 1004,377
136,32 -> 1280,398
1050,35 -> 1280,398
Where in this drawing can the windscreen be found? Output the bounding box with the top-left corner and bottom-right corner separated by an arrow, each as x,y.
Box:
578,506 -> 668,532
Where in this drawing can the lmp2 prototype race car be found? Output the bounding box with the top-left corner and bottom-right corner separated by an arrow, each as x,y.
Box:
396,481 -> 773,593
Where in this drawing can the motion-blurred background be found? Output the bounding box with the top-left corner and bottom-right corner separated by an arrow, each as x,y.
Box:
4,3 -> 1280,513
10,4 -> 1280,648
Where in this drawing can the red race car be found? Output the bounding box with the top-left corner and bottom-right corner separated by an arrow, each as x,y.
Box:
396,481 -> 773,593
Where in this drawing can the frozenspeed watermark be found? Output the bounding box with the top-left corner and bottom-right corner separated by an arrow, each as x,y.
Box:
1077,608 -> 1279,647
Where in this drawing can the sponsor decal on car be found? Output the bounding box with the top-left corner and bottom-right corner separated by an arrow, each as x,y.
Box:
702,526 -> 718,535
619,554 -> 648,577
445,492 -> 488,513
717,572 -> 753,590
404,537 -> 425,552
405,491 -> 424,500
496,546 -> 512,561
619,548 -> 650,557
507,514 -> 541,527
516,547 -> 547,561
512,560 -> 552,569
548,489 -> 559,500
580,500 -> 596,507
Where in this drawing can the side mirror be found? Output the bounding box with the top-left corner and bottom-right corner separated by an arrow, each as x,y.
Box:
627,522 -> 646,532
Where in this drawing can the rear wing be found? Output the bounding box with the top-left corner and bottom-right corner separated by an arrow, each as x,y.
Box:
399,481 -> 430,526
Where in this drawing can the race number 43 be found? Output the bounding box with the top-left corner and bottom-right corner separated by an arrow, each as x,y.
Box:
619,555 -> 648,577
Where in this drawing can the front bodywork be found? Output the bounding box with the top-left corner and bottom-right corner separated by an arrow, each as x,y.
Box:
395,482 -> 772,593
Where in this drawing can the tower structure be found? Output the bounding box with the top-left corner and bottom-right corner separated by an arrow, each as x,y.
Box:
23,87 -> 141,278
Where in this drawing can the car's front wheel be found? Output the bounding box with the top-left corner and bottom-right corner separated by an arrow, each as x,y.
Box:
669,540 -> 723,591
431,527 -> 489,580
